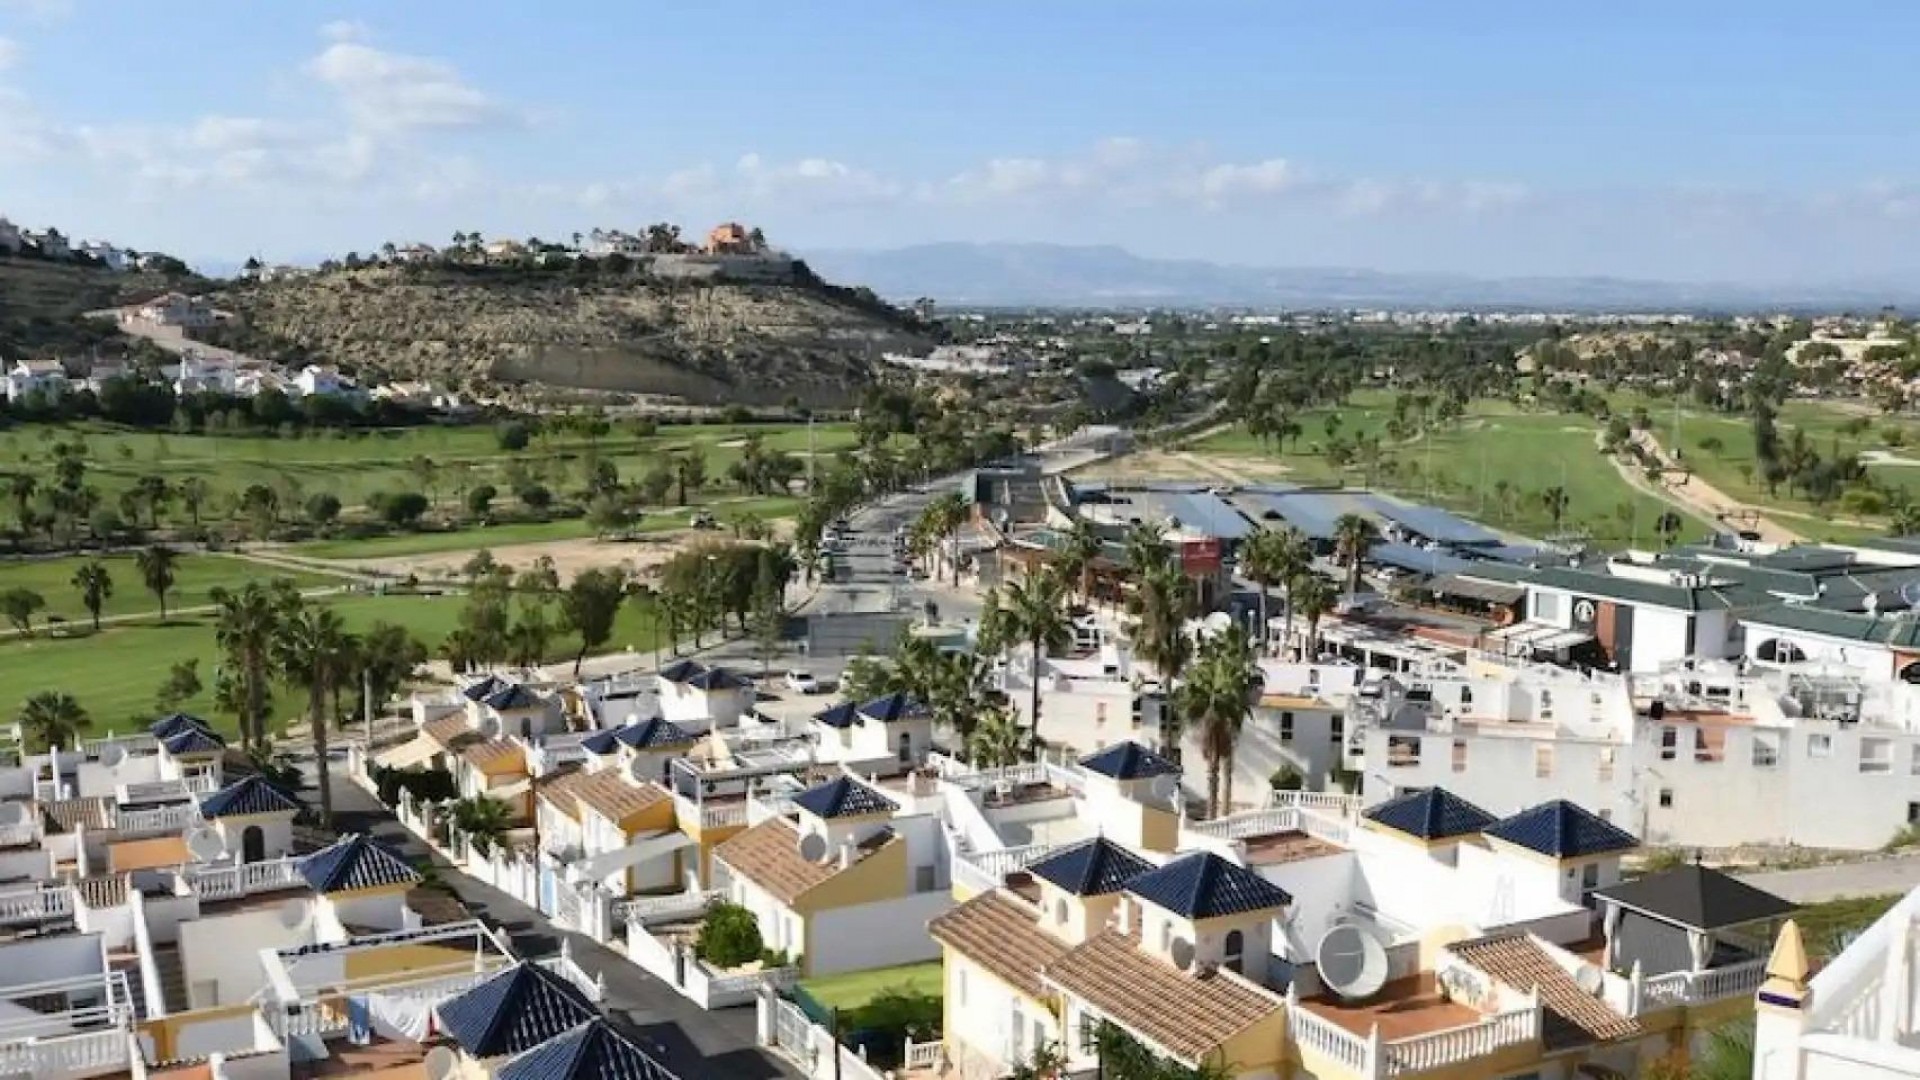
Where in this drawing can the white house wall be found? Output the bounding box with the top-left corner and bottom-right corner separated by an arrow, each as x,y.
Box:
807,891 -> 953,976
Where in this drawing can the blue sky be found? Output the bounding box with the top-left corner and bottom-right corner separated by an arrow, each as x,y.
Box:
2,1 -> 1918,281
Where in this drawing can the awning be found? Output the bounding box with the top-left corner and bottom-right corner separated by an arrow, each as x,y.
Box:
1532,629 -> 1594,652
573,829 -> 696,881
374,736 -> 441,771
1430,574 -> 1526,605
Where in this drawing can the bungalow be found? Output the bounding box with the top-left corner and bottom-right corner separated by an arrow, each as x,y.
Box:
810,692 -> 934,772
655,660 -> 753,731
196,774 -> 302,863
294,364 -> 351,398
132,292 -> 215,328
535,766 -> 689,895
171,351 -> 235,395
77,241 -> 129,271
3,359 -> 68,402
436,959 -> 600,1070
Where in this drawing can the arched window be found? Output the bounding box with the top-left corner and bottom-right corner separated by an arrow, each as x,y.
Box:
1224,929 -> 1245,973
1756,639 -> 1808,664
897,730 -> 913,764
241,825 -> 265,863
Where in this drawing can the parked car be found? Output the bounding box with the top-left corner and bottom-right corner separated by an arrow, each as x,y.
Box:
783,670 -> 820,695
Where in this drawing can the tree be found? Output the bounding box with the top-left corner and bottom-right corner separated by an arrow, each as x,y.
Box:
305,493 -> 342,528
136,545 -> 178,620
18,691 -> 88,753
1332,513 -> 1375,600
673,449 -> 707,505
751,552 -> 784,677
694,901 -> 765,967
1055,518 -> 1104,604
1294,573 -> 1337,661
560,566 -> 628,675
965,704 -> 1027,769
516,483 -> 553,513
70,560 -> 112,632
0,588 -> 45,637
374,490 -> 431,528
154,658 -> 202,713
1240,526 -> 1309,647
1542,485 -> 1571,531
496,421 -> 531,452
178,476 -> 209,529
275,603 -> 357,826
465,484 -> 498,519
6,473 -> 36,531
638,461 -> 675,506
450,795 -> 512,856
1178,625 -> 1259,818
211,579 -> 294,750
356,622 -> 427,717
1127,565 -> 1194,757
1655,509 -> 1684,548
997,570 -> 1072,747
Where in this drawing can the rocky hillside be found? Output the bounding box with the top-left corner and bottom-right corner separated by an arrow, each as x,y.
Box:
0,256 -> 192,354
209,263 -> 932,407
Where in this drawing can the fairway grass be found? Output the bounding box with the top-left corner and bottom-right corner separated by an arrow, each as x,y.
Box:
1189,393 -> 1692,549
0,553 -> 335,624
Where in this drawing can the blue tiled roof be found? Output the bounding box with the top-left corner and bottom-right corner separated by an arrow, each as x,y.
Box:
1028,837 -> 1154,896
656,660 -> 703,684
792,776 -> 898,820
1125,851 -> 1291,919
149,713 -> 209,739
482,683 -> 544,711
581,729 -> 620,755
1078,741 -> 1180,781
1363,788 -> 1496,841
813,701 -> 860,729
461,675 -> 506,702
685,666 -> 745,691
162,723 -> 226,756
498,1019 -> 675,1080
298,834 -> 422,893
858,692 -> 928,725
198,775 -> 301,819
437,962 -> 600,1059
1485,800 -> 1637,859
618,718 -> 694,748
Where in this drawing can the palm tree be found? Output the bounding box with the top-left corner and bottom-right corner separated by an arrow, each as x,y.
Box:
1124,520 -> 1172,576
1240,526 -> 1309,647
1127,564 -> 1195,757
998,570 -> 1072,747
135,545 -> 177,620
965,704 -> 1027,769
211,581 -> 291,751
1056,519 -> 1104,605
275,603 -> 357,827
1178,625 -> 1259,817
19,691 -> 88,753
1654,509 -> 1685,548
178,477 -> 209,528
70,560 -> 112,633
1332,513 -> 1375,600
451,795 -> 512,856
1542,485 -> 1571,531
1891,501 -> 1920,537
5,473 -> 34,530
916,492 -> 970,586
1294,573 -> 1337,661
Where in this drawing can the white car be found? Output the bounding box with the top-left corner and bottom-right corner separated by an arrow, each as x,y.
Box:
783,670 -> 821,695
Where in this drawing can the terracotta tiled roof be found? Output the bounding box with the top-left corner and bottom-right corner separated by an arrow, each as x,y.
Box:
423,714 -> 477,748
714,817 -> 895,905
538,769 -> 592,822
928,890 -> 1068,1002
569,772 -> 668,829
1448,934 -> 1640,1049
1042,931 -> 1283,1064
461,738 -> 526,776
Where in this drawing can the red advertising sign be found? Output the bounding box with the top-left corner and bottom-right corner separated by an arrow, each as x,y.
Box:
1180,538 -> 1223,575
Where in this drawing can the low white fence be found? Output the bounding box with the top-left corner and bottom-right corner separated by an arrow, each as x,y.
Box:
1640,958 -> 1767,1010
613,890 -> 718,928
1379,1004 -> 1539,1076
761,994 -> 888,1080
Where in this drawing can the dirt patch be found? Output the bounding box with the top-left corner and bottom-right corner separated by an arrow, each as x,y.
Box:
1069,450 -> 1293,483
318,520 -> 794,584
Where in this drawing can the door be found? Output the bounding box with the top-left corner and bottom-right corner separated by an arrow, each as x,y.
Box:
241,825 -> 265,863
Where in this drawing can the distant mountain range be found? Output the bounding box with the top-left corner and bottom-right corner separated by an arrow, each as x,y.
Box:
801,242 -> 1920,312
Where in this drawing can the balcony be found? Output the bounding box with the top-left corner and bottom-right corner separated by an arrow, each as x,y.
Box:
0,971 -> 135,1075
615,889 -> 719,928
185,857 -> 305,901
0,882 -> 73,926
1639,957 -> 1767,1010
114,803 -> 198,838
1288,989 -> 1542,1079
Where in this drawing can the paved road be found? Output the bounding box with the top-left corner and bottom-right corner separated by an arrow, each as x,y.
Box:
316,771 -> 798,1079
1737,853 -> 1920,904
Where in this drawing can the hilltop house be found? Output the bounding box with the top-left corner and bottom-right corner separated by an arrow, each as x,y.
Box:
704,222 -> 756,255
3,359 -> 69,402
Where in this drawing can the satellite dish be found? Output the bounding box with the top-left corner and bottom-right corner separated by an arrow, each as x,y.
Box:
0,804 -> 26,829
98,745 -> 127,769
797,832 -> 829,864
1149,774 -> 1180,807
278,898 -> 309,929
1169,936 -> 1195,972
479,717 -> 502,738
1317,923 -> 1389,1002
185,826 -> 226,862
423,1047 -> 457,1080
628,757 -> 650,783
1574,964 -> 1604,996
1900,579 -> 1920,611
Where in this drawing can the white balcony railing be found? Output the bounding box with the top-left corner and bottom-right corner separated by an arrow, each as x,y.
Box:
701,802 -> 747,829
188,856 -> 305,901
957,842 -> 1058,885
0,1026 -> 132,1074
615,889 -> 719,928
114,803 -> 198,838
0,818 -> 39,848
905,1038 -> 945,1071
82,734 -> 158,757
1380,1005 -> 1540,1076
182,772 -> 219,795
1270,790 -> 1364,817
1287,1004 -> 1370,1073
1299,809 -> 1353,847
0,883 -> 72,925
1186,807 -> 1300,841
1640,958 -> 1767,1010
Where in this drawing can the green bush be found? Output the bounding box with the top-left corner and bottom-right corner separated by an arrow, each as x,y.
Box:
694,902 -> 764,968
1269,766 -> 1304,791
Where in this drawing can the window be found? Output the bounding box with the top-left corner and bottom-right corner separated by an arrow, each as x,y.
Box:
897,730 -> 913,765
1308,668 -> 1321,687
1055,898 -> 1070,925
1534,592 -> 1564,623
1597,748 -> 1616,783
1658,788 -> 1674,809
1279,712 -> 1295,742
1581,863 -> 1601,893
1809,733 -> 1833,759
1909,802 -> 1920,825
1079,1015 -> 1101,1053
1753,732 -> 1782,769
1659,726 -> 1679,761
1388,735 -> 1422,767
1159,920 -> 1172,951
1451,739 -> 1468,772
1756,638 -> 1808,664
1860,737 -> 1893,775
1224,930 -> 1245,974
1534,745 -> 1554,779
1460,686 -> 1474,706
1912,745 -> 1920,776
957,968 -> 967,1006
1330,714 -> 1345,741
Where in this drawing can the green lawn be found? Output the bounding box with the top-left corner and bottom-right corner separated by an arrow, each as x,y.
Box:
287,495 -> 805,560
1189,392 -> 1696,549
1793,893 -> 1901,963
0,552 -> 335,624
798,961 -> 944,1013
0,587 -> 670,739
0,420 -> 863,517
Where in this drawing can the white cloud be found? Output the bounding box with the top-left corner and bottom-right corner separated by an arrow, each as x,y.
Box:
0,0 -> 72,24
0,37 -> 19,72
320,19 -> 371,42
306,40 -> 515,133
1196,158 -> 1295,200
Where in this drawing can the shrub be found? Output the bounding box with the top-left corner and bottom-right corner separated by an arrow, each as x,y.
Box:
465,484 -> 498,518
516,483 -> 553,512
495,421 -> 531,451
694,902 -> 764,968
372,490 -> 431,528
1269,766 -> 1304,791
